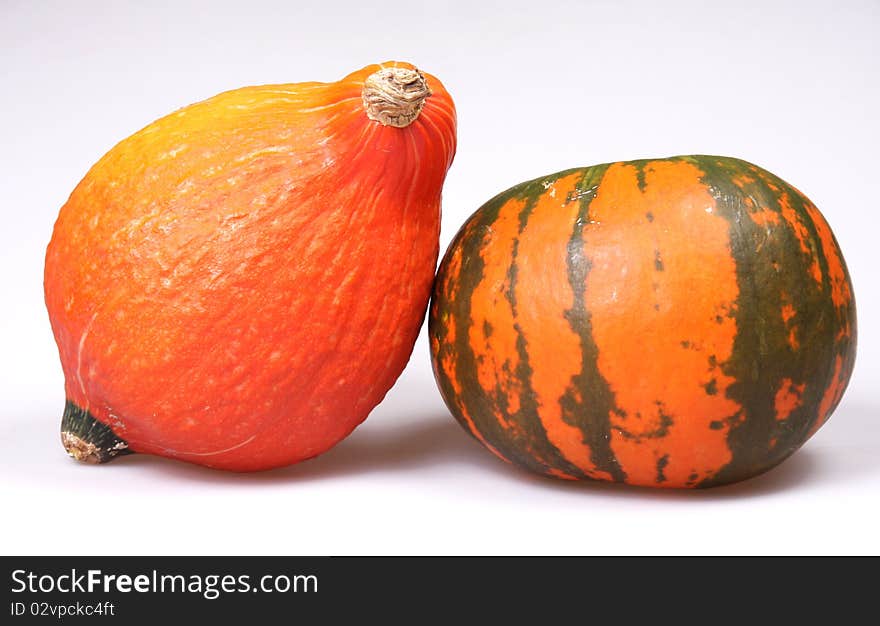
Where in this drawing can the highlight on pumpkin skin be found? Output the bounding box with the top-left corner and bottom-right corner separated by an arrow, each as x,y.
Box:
46,61 -> 457,471
429,154 -> 856,489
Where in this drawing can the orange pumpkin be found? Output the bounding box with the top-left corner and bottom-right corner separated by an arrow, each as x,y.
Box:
45,61 -> 457,471
429,156 -> 855,488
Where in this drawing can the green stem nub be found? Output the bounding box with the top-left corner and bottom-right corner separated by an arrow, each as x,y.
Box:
60,401 -> 132,464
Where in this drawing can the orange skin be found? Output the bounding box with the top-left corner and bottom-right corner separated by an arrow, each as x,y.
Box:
45,62 -> 456,471
430,156 -> 856,488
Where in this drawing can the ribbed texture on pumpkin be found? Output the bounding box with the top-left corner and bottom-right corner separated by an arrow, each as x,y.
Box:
45,61 -> 457,471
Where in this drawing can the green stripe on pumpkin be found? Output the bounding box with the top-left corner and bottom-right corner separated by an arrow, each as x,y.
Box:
558,163 -> 628,482
684,155 -> 856,487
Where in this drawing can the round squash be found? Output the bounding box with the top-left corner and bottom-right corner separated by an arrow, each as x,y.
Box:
45,61 -> 457,471
429,155 -> 855,488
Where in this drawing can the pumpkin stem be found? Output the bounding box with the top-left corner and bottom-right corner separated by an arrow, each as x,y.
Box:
362,67 -> 431,128
60,400 -> 132,464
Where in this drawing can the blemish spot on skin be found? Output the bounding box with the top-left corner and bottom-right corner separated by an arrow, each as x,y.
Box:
655,454 -> 669,483
704,378 -> 718,395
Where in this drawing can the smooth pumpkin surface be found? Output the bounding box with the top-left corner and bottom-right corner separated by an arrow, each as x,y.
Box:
429,155 -> 855,488
45,61 -> 457,471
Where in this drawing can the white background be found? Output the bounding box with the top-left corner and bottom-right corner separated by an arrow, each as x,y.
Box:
2,0 -> 878,555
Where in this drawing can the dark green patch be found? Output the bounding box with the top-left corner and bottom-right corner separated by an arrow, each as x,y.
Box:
482,319 -> 493,339
636,162 -> 649,192
655,454 -> 670,483
704,379 -> 718,395
709,420 -> 724,430
60,400 -> 132,464
646,211 -> 654,222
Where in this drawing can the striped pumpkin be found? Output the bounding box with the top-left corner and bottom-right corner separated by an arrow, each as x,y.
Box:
429,155 -> 856,488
